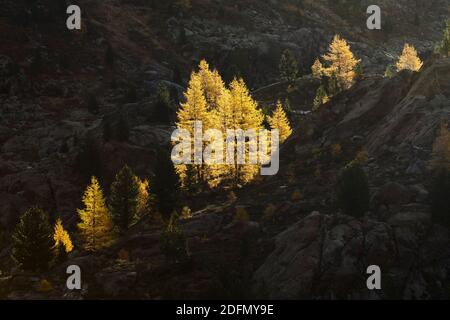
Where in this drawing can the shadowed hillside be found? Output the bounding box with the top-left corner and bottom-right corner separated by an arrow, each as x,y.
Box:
0,0 -> 449,300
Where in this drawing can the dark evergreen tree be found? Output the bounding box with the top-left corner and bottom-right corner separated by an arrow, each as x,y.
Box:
109,165 -> 140,232
154,82 -> 172,123
182,164 -> 202,194
328,71 -> 340,96
430,169 -> 450,228
435,20 -> 450,57
160,214 -> 187,263
173,66 -> 183,85
56,245 -> 67,263
336,162 -> 370,218
354,63 -> 364,80
153,149 -> 180,219
11,207 -> 54,272
170,85 -> 180,106
279,49 -> 299,82
313,85 -> 329,111
284,98 -> 293,120
178,25 -> 187,45
384,64 -> 396,78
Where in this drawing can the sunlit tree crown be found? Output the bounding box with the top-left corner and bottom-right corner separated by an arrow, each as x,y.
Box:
311,58 -> 324,79
77,176 -> 115,251
396,43 -> 423,72
53,218 -> 74,253
322,35 -> 360,89
268,101 -> 293,143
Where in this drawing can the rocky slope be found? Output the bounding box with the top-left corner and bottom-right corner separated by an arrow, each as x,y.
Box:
0,0 -> 449,299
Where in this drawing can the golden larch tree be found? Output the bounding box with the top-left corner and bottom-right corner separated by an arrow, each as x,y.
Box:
77,176 -> 115,251
396,43 -> 423,72
311,58 -> 324,79
268,101 -> 293,143
206,87 -> 233,187
227,78 -> 264,185
213,88 -> 233,132
135,177 -> 150,217
177,72 -> 210,130
196,60 -> 229,187
176,72 -> 211,189
322,35 -> 360,90
53,218 -> 73,253
175,61 -> 269,188
229,78 -> 264,131
198,59 -> 226,110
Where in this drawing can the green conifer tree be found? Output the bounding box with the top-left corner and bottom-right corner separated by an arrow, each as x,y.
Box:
430,169 -> 450,228
336,162 -> 370,218
154,82 -> 172,123
279,49 -> 299,82
328,71 -> 340,96
313,85 -> 329,111
109,165 -> 140,232
284,98 -> 293,120
160,214 -> 187,263
154,149 -> 180,219
12,207 -> 54,271
435,20 -> 450,57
